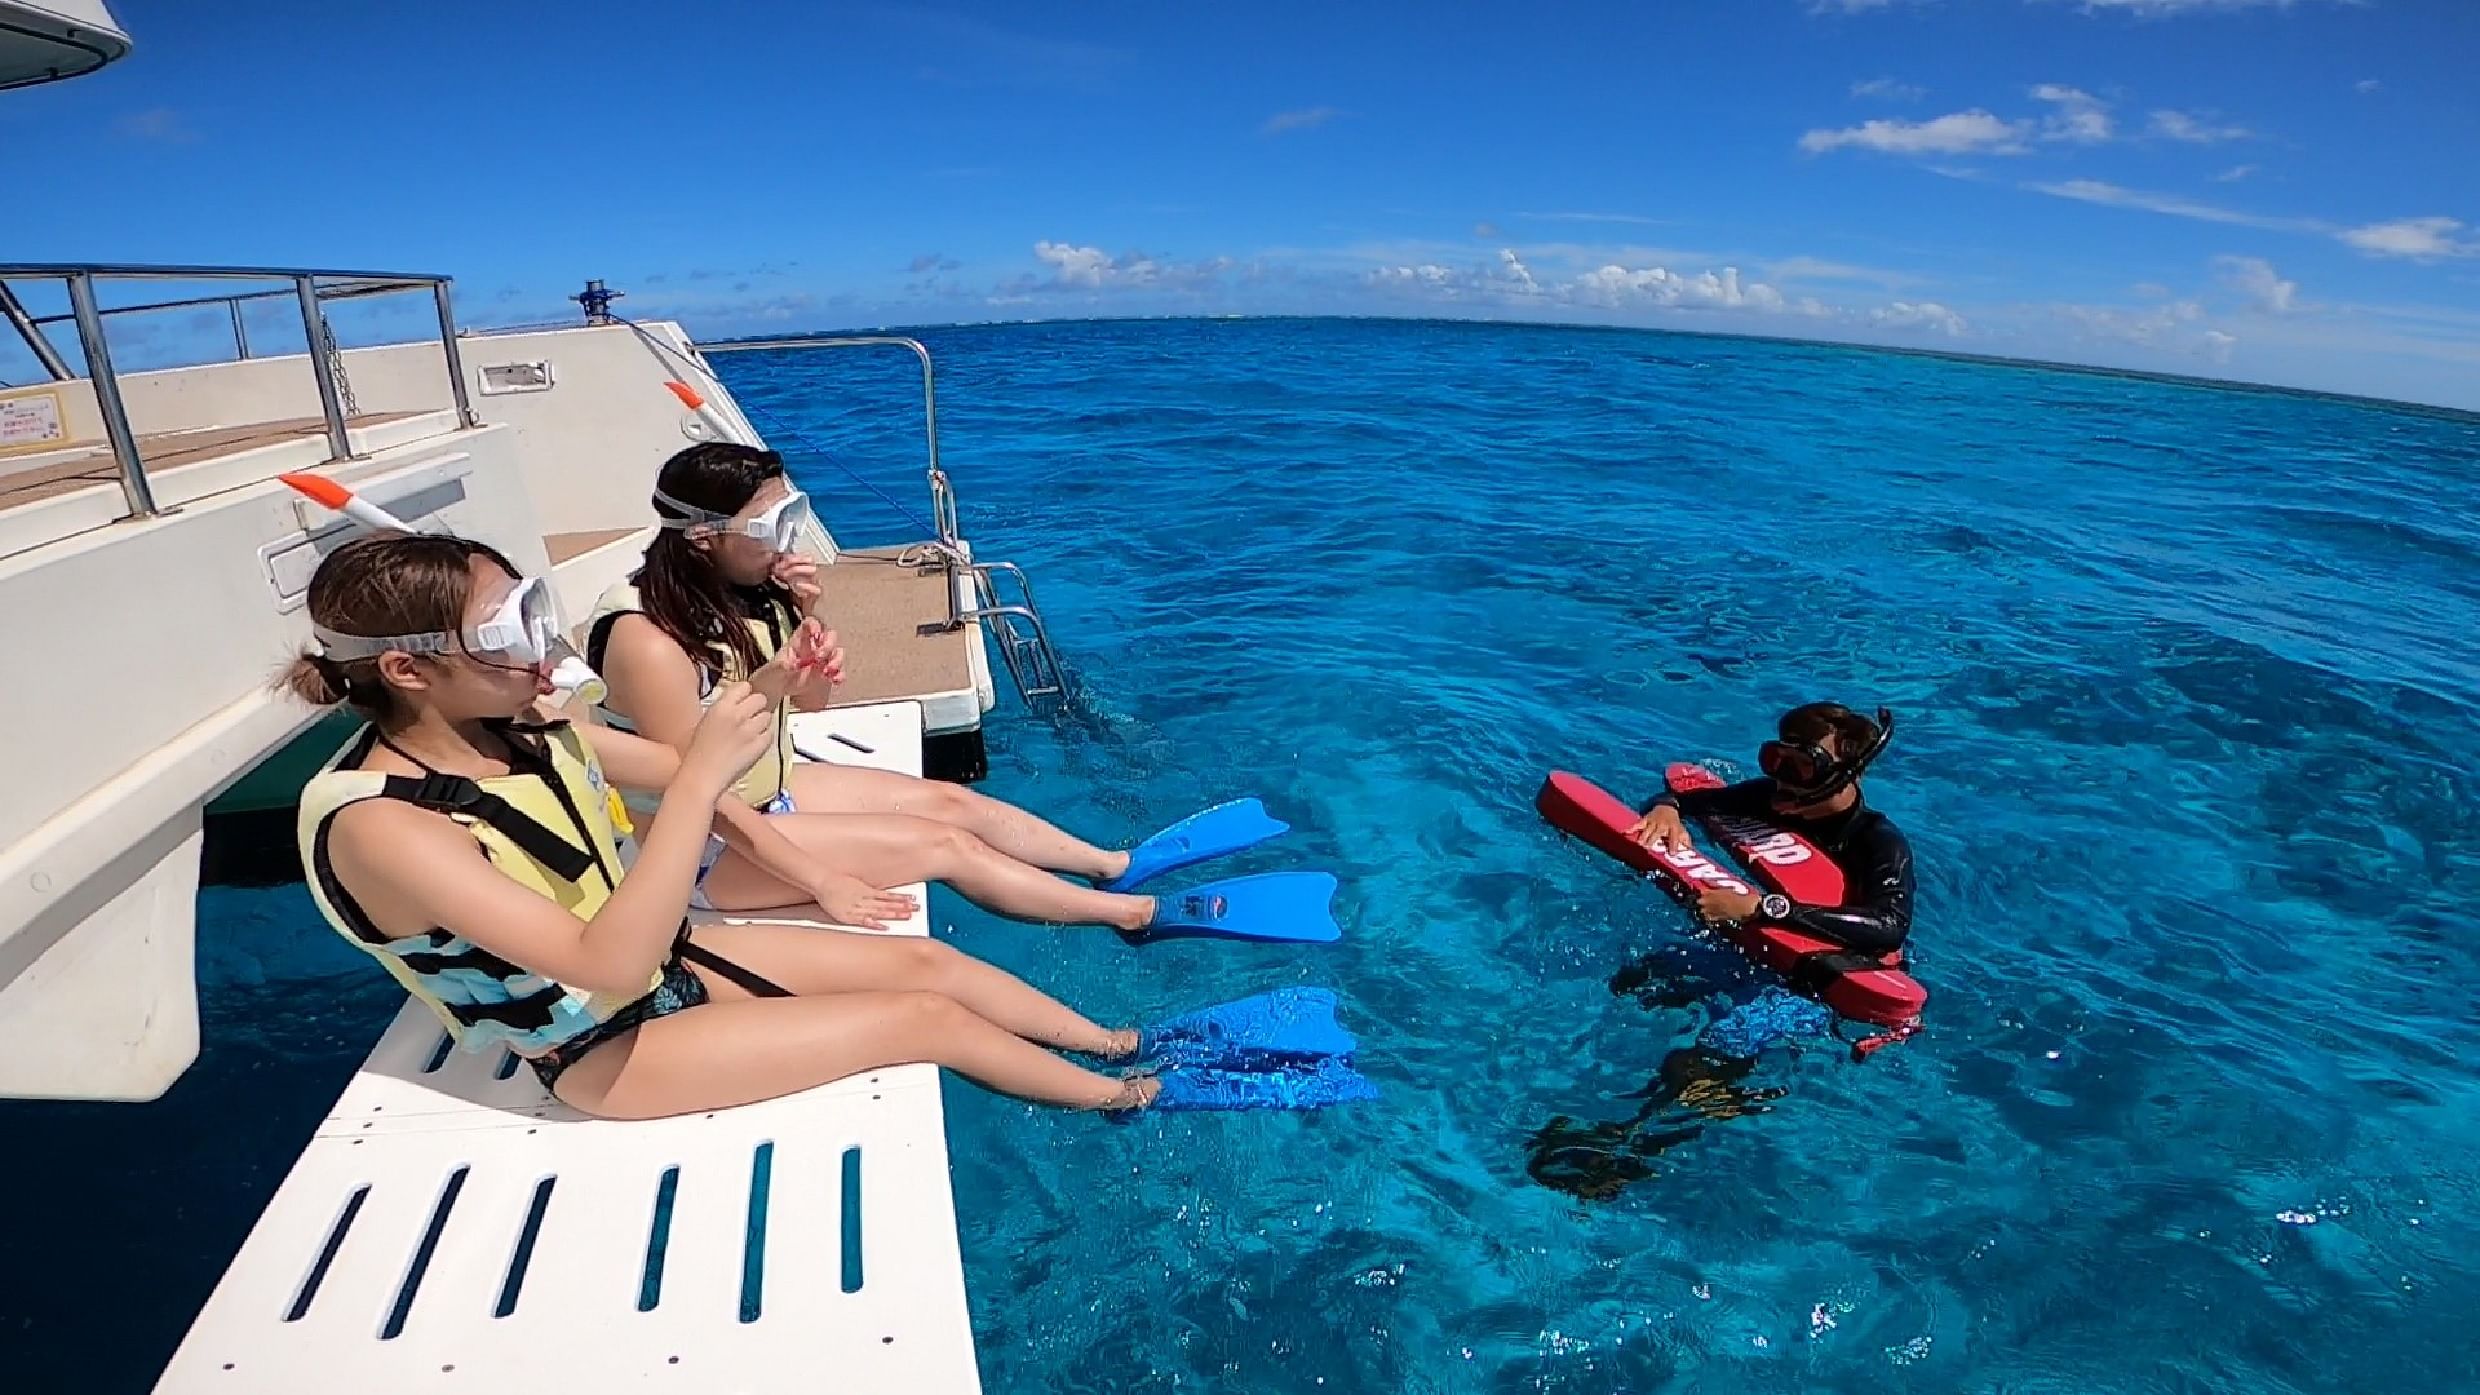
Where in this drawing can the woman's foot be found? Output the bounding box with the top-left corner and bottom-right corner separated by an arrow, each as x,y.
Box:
1096,849 -> 1134,884
1095,1027 -> 1141,1060
1109,895 -> 1158,935
1102,1075 -> 1162,1111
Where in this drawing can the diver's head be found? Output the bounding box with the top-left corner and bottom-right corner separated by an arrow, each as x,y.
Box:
647,441 -> 807,588
283,532 -> 548,727
1761,702 -> 1894,814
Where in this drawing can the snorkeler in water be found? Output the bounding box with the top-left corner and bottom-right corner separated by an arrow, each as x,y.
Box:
1528,703 -> 1913,1199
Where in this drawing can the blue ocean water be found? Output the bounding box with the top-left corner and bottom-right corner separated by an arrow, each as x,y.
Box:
6,319 -> 2478,1393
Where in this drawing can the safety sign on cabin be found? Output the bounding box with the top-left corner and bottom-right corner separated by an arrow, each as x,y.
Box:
0,388 -> 68,456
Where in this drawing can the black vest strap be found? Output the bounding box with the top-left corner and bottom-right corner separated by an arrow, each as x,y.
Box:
376,772 -> 597,884
442,983 -> 568,1031
677,937 -> 793,999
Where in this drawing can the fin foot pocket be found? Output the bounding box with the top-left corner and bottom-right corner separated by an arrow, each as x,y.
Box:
1103,798 -> 1291,893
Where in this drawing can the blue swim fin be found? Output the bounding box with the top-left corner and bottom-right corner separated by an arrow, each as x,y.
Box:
1139,987 -> 1357,1069
1124,871 -> 1341,946
1134,1056 -> 1380,1113
1103,798 -> 1290,893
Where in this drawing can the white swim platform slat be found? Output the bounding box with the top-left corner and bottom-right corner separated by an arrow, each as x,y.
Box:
157,702 -> 982,1393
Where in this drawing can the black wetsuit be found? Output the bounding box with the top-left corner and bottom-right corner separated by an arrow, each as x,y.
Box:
1647,779 -> 1915,956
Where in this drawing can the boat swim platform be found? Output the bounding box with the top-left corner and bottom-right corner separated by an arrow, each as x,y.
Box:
156,702 -> 983,1395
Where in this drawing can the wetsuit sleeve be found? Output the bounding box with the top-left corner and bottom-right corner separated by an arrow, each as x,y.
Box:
1780,817 -> 1913,955
1641,779 -> 1775,818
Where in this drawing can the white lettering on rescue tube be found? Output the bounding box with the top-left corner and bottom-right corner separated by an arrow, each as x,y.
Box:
1664,846 -> 1753,895
1745,831 -> 1813,867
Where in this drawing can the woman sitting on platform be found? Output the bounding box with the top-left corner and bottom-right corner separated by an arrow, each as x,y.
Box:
280,531 -> 1372,1117
585,441 -> 1171,933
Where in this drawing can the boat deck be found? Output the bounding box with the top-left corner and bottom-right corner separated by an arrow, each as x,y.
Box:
154,702 -> 981,1394
815,547 -> 977,707
0,414 -> 425,514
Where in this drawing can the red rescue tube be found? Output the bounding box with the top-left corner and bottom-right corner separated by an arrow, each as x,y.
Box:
1535,769 -> 1926,1030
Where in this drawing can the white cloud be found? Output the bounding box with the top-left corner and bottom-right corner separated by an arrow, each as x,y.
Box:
2056,298 -> 2219,353
1262,106 -> 1343,136
1368,249 -> 1546,302
1034,240 -> 1117,287
2149,109 -> 2252,143
2355,78 -> 2380,95
2201,329 -> 2237,362
2214,255 -> 2298,313
1800,109 -> 2029,156
1769,255 -> 1915,289
1809,0 -> 1911,12
2338,217 -> 2479,261
1801,86 -> 2119,158
1569,264 -> 1790,312
1373,264 -> 1459,290
1851,77 -> 1927,101
1473,221 -> 1501,239
2211,163 -> 2258,183
2027,184 -> 2480,265
2032,84 -> 2114,144
1023,241 -> 1233,293
2025,179 -> 2318,231
1498,248 -> 1540,295
1872,301 -> 1968,336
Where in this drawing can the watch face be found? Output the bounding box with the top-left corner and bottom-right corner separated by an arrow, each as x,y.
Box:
1761,894 -> 1792,920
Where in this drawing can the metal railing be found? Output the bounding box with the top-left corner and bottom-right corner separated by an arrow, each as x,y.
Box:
691,336 -> 957,551
688,334 -> 1073,713
0,263 -> 480,520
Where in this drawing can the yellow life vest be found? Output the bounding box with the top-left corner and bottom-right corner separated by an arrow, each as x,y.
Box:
584,578 -> 796,810
296,719 -> 660,1055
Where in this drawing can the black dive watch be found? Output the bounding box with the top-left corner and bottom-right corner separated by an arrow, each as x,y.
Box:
1757,893 -> 1792,923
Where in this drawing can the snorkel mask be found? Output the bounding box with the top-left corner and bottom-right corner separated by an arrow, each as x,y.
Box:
312,574 -> 603,701
281,478 -> 609,704
652,467 -> 813,554
1759,707 -> 1895,803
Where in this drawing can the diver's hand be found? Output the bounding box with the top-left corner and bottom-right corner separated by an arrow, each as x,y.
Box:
681,683 -> 776,791
1695,886 -> 1762,926
772,553 -> 823,609
807,871 -> 920,932
1629,805 -> 1691,854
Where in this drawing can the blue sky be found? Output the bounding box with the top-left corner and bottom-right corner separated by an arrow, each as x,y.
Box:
7,0 -> 2479,407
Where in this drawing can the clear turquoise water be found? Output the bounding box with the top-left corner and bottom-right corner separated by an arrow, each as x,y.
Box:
6,319 -> 2478,1393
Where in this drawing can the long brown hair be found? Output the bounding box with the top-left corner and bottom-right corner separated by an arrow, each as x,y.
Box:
278,531 -> 522,723
634,441 -> 798,679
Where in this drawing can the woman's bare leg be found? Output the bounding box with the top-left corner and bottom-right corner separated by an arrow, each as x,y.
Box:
548,991 -> 1155,1120
700,813 -> 1155,931
788,762 -> 1128,881
684,921 -> 1137,1056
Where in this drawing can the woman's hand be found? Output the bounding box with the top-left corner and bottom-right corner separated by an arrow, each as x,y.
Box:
807,871 -> 920,931
772,553 -> 823,609
749,623 -> 824,704
783,618 -> 847,709
1628,805 -> 1691,853
681,683 -> 775,791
